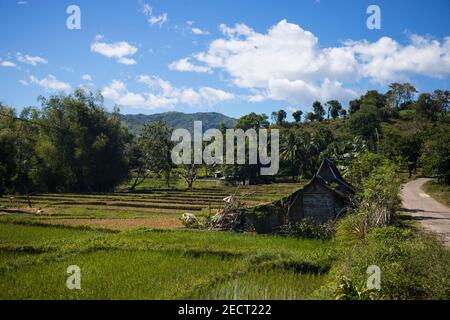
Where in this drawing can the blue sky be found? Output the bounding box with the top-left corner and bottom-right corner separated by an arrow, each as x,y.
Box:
0,0 -> 449,118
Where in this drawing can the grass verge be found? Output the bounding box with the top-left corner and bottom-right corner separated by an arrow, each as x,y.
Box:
422,180 -> 450,207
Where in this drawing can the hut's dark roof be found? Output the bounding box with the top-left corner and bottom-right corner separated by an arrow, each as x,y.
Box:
309,158 -> 356,197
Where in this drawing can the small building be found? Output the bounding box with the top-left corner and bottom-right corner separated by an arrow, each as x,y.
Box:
297,158 -> 356,223
244,158 -> 356,232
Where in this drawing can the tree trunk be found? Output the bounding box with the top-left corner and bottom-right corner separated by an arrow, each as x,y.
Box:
24,187 -> 32,208
129,166 -> 146,191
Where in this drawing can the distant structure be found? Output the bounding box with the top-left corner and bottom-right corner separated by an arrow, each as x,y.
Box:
244,158 -> 356,232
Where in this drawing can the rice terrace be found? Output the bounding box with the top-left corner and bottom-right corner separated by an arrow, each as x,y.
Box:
0,0 -> 449,307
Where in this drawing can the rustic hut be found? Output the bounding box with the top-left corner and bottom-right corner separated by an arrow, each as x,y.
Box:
244,158 -> 356,232
298,158 -> 356,223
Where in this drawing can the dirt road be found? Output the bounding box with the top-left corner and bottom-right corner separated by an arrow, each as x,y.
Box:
401,178 -> 450,245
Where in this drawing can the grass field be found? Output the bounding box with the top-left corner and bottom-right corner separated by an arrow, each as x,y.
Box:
0,178 -> 334,300
0,221 -> 333,299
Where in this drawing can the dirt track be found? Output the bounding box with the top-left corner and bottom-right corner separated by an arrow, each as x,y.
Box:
401,178 -> 450,245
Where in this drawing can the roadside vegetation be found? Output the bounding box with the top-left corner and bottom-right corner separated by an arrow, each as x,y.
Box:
422,180 -> 450,207
319,153 -> 450,300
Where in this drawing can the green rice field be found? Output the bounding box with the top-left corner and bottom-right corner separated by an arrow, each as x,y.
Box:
0,179 -> 334,300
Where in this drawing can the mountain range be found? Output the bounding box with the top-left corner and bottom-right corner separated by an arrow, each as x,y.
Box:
120,111 -> 236,135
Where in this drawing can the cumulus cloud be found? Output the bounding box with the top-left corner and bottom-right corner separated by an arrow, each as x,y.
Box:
168,58 -> 211,73
101,76 -> 234,110
16,52 -> 47,66
170,20 -> 450,105
90,39 -> 138,65
266,78 -> 357,105
0,61 -> 16,68
346,35 -> 450,83
29,74 -> 71,92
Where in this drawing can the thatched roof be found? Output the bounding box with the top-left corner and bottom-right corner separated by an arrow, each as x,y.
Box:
310,158 -> 356,197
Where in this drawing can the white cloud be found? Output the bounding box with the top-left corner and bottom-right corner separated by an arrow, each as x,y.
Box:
346,35 -> 450,83
218,23 -> 255,38
267,78 -> 357,105
142,3 -> 152,16
168,58 -> 211,73
29,74 -> 71,92
17,1 -> 27,5
148,13 -> 168,27
81,74 -> 92,81
0,61 -> 16,68
19,80 -> 28,86
141,3 -> 168,27
101,76 -> 234,110
172,20 -> 450,106
16,53 -> 47,66
90,39 -> 138,65
191,27 -> 209,35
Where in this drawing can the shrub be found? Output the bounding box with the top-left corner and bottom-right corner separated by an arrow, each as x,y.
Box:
335,213 -> 366,248
360,160 -> 401,227
333,275 -> 377,300
280,218 -> 335,240
345,152 -> 385,190
334,227 -> 450,300
399,109 -> 416,120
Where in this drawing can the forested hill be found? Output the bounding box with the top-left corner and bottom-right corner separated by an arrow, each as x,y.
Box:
120,111 -> 236,135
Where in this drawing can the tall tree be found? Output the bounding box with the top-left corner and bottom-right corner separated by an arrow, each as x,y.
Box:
326,100 -> 343,119
139,121 -> 174,188
305,112 -> 315,122
432,89 -> 450,119
292,110 -> 303,123
235,112 -> 269,130
280,129 -> 301,181
348,99 -> 361,115
415,93 -> 441,122
421,125 -> 450,184
349,106 -> 380,151
34,90 -> 131,192
386,83 -> 417,110
271,109 -> 287,126
312,101 -> 325,121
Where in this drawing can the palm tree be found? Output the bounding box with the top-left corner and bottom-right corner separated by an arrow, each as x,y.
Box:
280,130 -> 300,181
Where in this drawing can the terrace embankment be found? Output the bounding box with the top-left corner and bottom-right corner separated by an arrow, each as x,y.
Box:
0,182 -> 305,230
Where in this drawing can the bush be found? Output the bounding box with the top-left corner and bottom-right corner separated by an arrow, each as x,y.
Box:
333,227 -> 450,300
360,160 -> 402,227
335,213 -> 366,248
399,109 -> 416,120
280,218 -> 335,240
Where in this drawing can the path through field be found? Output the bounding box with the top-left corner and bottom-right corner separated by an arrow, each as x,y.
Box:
401,178 -> 450,245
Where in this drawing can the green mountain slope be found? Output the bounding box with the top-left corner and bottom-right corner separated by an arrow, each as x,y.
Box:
120,111 -> 236,135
